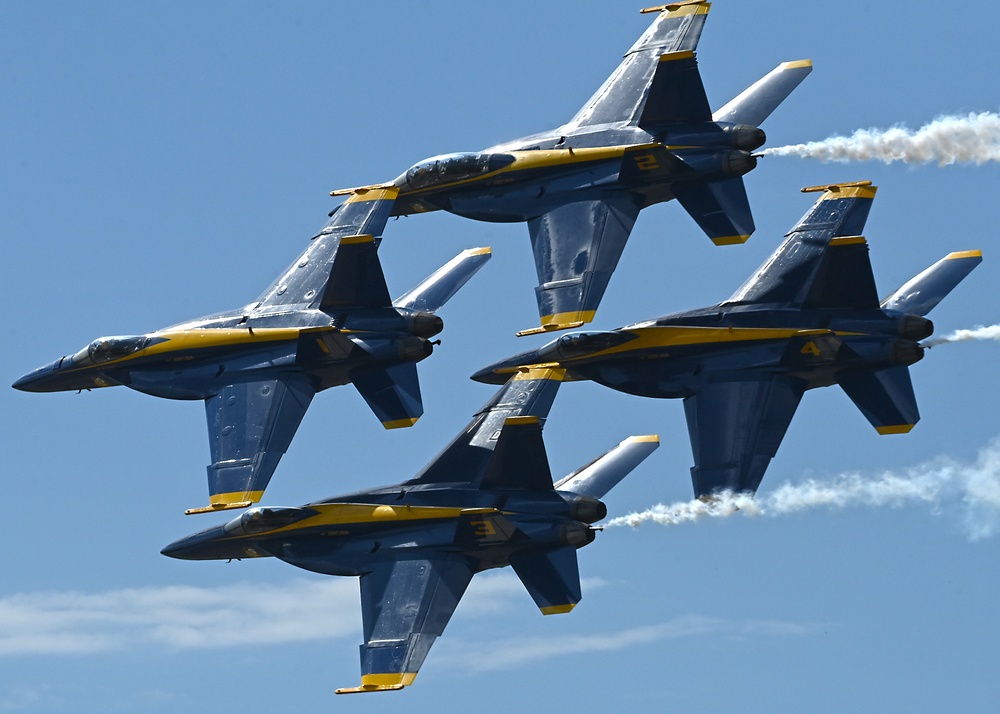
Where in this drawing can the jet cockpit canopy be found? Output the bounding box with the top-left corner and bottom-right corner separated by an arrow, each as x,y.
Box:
404,152 -> 514,190
72,335 -> 149,366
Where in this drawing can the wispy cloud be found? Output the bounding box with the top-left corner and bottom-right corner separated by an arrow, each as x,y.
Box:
607,437 -> 1000,541
435,616 -> 825,672
0,573 -> 604,658
763,111 -> 1000,165
0,579 -> 360,656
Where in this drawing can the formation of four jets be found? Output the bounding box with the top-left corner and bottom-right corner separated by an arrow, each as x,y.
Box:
13,2 -> 981,693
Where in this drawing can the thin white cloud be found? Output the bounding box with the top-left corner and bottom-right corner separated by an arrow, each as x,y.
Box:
0,579 -> 360,656
435,616 -> 826,672
0,573 -> 605,658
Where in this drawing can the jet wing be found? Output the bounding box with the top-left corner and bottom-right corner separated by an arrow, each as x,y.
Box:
566,1 -> 709,129
254,188 -> 398,311
192,374 -> 317,513
352,361 -> 424,429
336,554 -> 476,694
683,374 -> 806,497
405,367 -> 566,486
523,194 -> 642,335
725,183 -> 880,309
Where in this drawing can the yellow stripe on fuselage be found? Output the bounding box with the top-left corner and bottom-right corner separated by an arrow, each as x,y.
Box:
399,145 -> 660,198
242,503 -> 500,537
494,326 -> 867,375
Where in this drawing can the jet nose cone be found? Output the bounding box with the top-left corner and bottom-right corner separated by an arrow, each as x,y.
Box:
161,526 -> 226,560
12,360 -> 62,392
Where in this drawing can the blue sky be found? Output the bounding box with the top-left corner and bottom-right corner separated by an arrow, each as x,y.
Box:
3,2 -> 999,711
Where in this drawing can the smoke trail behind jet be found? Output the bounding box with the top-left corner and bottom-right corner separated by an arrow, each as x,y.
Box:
763,111 -> 1000,165
923,324 -> 1000,348
606,437 -> 1000,541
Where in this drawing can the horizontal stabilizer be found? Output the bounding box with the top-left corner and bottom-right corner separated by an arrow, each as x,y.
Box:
510,546 -> 582,615
554,435 -> 660,498
839,366 -> 919,435
881,250 -> 983,316
393,247 -> 492,312
712,60 -> 813,127
637,50 -> 711,128
320,235 -> 391,310
353,362 -> 423,429
480,416 -> 553,491
673,176 -> 754,245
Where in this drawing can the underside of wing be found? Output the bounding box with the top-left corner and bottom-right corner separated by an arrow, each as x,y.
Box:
683,374 -> 806,497
725,183 -> 879,309
254,188 -> 398,311
336,555 -> 476,694
525,194 -> 642,333
405,367 -> 566,487
566,2 -> 709,129
352,361 -> 423,430
195,374 -> 316,513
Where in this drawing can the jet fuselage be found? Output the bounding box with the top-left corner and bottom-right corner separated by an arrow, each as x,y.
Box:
162,484 -> 604,577
384,123 -> 762,222
474,304 -> 931,399
12,305 -> 440,399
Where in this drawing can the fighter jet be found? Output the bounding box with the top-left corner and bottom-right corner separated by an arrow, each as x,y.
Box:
473,181 -> 982,498
333,1 -> 811,335
162,367 -> 659,693
13,188 -> 490,513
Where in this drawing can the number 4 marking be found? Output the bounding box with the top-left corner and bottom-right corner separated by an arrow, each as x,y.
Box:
800,341 -> 822,357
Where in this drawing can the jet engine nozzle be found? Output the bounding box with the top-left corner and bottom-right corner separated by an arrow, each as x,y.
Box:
722,150 -> 757,177
405,311 -> 444,338
890,339 -> 925,367
558,521 -> 597,548
564,494 -> 607,524
897,314 -> 934,341
725,124 -> 767,151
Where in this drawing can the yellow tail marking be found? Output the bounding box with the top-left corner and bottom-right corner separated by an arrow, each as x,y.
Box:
946,250 -> 982,260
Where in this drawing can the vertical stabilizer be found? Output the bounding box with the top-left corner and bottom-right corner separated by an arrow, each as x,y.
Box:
554,435 -> 660,498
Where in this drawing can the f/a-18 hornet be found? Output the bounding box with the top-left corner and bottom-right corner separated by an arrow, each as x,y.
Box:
13,190 -> 490,513
474,181 -> 981,498
163,367 -> 659,693
333,1 -> 811,335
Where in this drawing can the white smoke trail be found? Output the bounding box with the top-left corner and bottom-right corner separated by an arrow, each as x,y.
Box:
763,111 -> 1000,165
606,437 -> 1000,540
923,324 -> 1000,348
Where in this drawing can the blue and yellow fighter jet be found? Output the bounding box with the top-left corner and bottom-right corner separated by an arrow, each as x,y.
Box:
473,182 -> 982,498
162,367 -> 659,693
332,2 -> 811,335
12,189 -> 490,513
